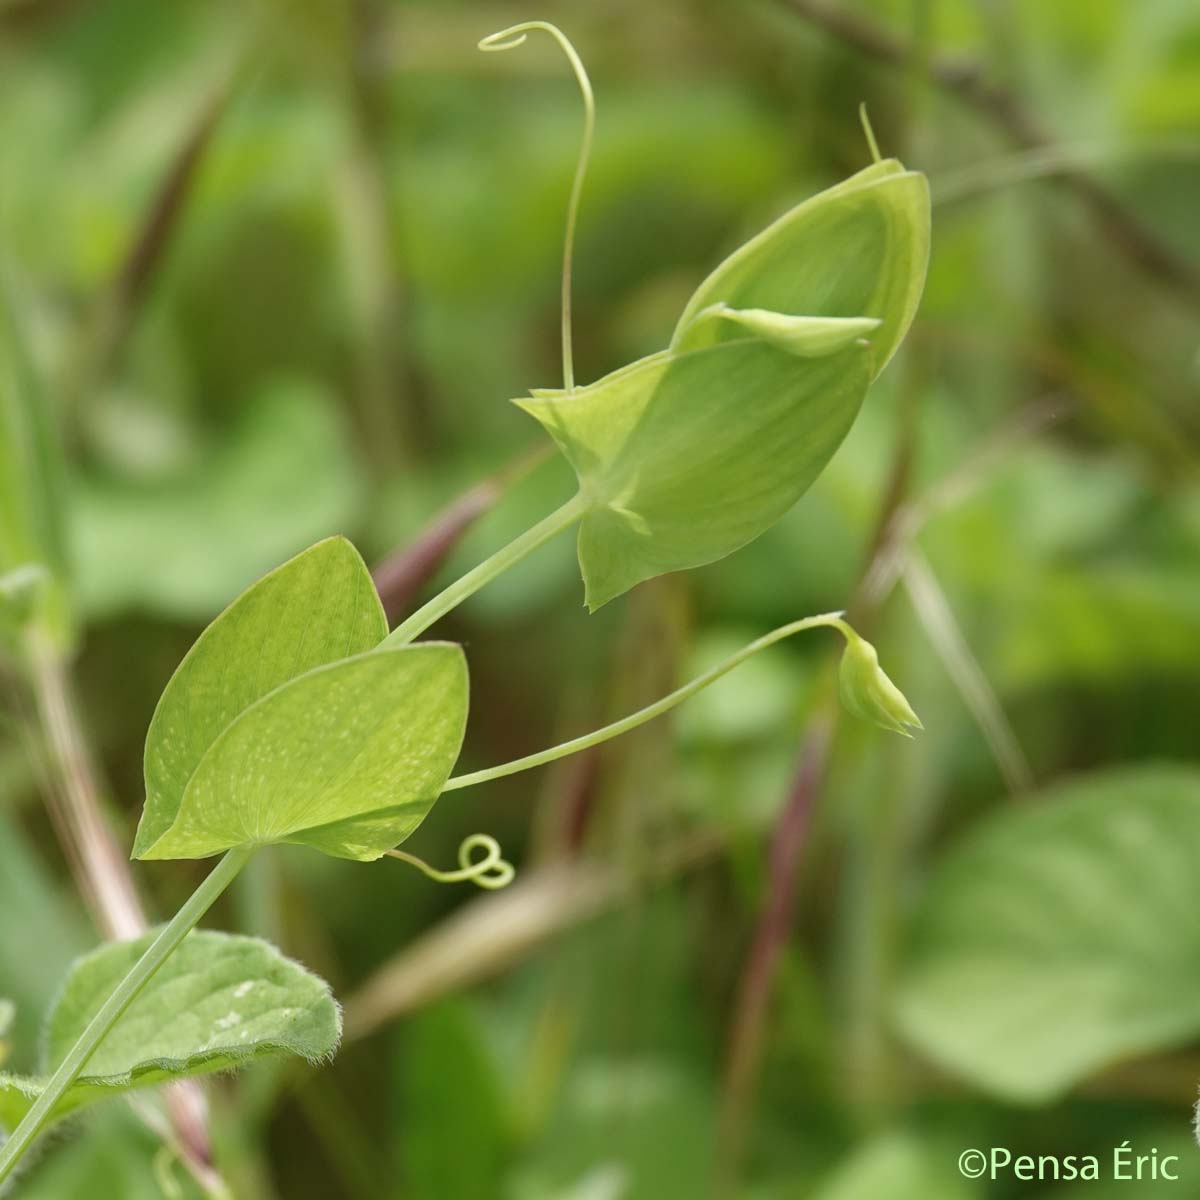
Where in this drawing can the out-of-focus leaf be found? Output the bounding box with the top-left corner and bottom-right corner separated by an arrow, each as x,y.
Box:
0,930 -> 339,1133
812,1136 -> 977,1200
1000,564 -> 1200,688
136,536 -> 387,857
16,1107 -> 204,1200
141,642 -> 467,862
397,1001 -> 509,1200
0,807 -> 87,1072
509,1060 -> 713,1200
895,765 -> 1200,1103
72,380 -> 365,621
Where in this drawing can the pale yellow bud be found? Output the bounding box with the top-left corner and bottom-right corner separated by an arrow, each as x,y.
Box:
838,629 -> 923,737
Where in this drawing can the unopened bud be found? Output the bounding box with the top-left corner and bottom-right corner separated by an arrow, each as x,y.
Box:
838,630 -> 922,737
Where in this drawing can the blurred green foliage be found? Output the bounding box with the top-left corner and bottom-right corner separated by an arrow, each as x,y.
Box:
2,0 -> 1200,1196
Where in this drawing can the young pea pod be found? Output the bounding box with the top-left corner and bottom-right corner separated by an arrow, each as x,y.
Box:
515,160 -> 930,610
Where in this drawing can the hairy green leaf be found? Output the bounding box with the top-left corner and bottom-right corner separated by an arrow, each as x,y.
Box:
895,765 -> 1200,1103
0,1073 -> 38,1133
140,643 -> 468,862
135,536 -> 388,857
672,159 -> 930,378
0,931 -> 339,1133
518,339 -> 872,610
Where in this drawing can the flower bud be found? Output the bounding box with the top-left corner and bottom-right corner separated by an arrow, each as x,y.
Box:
838,629 -> 923,737
517,158 -> 929,611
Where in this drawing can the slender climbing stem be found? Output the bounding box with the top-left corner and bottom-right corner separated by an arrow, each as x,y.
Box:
383,493 -> 585,647
0,847 -> 255,1186
444,613 -> 855,790
479,21 -> 594,392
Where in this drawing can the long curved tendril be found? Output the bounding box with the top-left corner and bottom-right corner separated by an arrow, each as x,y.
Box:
479,21 -> 595,393
387,833 -> 515,890
444,613 -> 857,791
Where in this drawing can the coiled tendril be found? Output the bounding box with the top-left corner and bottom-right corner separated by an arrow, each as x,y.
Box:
387,833 -> 515,890
478,21 -> 594,394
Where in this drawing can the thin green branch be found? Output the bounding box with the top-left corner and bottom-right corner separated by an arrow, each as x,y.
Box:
382,493 -> 585,647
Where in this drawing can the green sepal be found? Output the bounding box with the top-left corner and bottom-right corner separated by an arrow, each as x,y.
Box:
516,338 -> 872,611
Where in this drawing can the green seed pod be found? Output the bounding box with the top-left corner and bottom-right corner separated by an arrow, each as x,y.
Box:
516,159 -> 930,610
838,627 -> 923,737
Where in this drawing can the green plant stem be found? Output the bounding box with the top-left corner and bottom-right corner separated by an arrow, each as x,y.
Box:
383,493 -> 585,647
0,847 -> 254,1186
444,613 -> 853,790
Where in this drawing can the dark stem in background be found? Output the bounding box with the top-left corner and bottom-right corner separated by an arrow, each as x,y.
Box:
23,636 -> 227,1195
62,72 -> 240,416
777,0 -> 1200,303
716,382 -> 917,1177
26,636 -> 145,942
337,0 -> 420,476
717,386 -> 1060,1176
717,234 -> 927,1167
371,442 -> 551,623
719,714 -> 834,1152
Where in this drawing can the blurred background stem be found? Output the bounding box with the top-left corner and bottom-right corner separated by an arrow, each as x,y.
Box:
21,631 -> 229,1197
